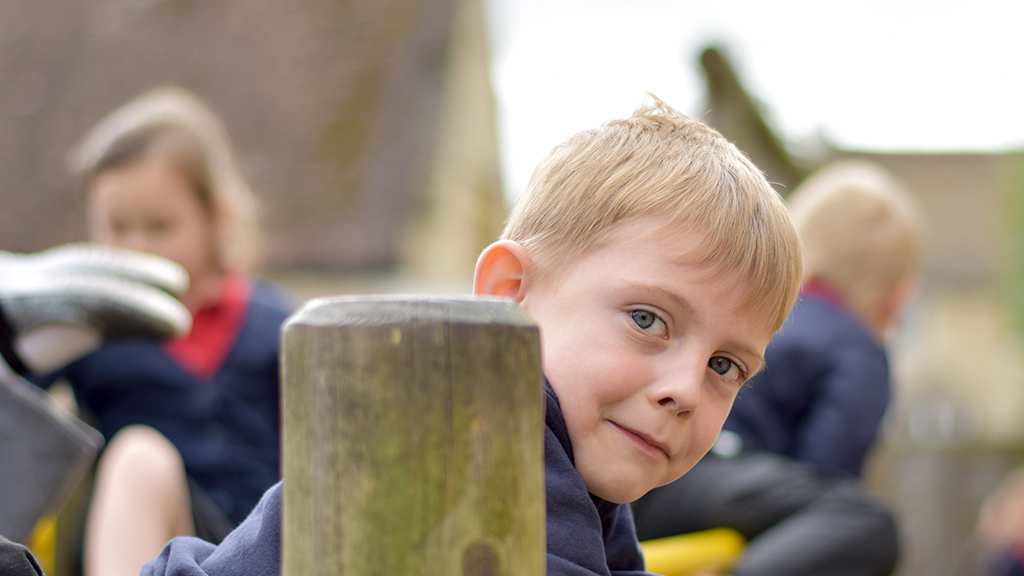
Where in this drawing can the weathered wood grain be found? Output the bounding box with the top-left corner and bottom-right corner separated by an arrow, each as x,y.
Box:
282,295 -> 544,576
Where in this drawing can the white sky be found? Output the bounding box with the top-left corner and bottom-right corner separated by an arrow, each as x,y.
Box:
485,0 -> 1024,199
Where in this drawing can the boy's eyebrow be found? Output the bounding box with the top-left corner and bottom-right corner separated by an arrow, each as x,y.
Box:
619,280 -> 697,318
620,280 -> 767,372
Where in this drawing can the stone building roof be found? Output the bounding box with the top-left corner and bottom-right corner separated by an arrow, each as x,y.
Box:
0,0 -> 503,276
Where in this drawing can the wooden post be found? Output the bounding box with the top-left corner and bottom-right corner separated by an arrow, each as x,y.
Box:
281,295 -> 545,576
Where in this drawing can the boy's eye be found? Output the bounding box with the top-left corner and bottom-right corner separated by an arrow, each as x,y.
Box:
630,309 -> 667,337
709,356 -> 742,380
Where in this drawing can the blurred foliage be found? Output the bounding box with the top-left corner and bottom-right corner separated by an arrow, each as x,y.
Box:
1001,151 -> 1024,335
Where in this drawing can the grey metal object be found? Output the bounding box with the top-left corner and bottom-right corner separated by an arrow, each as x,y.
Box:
0,375 -> 102,542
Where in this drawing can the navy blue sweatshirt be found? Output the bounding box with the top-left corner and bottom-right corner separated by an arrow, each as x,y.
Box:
141,383 -> 652,575
35,279 -> 292,524
723,294 -> 889,477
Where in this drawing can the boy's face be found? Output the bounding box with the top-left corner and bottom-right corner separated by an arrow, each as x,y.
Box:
517,217 -> 777,504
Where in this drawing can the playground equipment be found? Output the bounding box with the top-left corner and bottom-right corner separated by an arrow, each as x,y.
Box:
640,528 -> 746,576
0,375 -> 101,545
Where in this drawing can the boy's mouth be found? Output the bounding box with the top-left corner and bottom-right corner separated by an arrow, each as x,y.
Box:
609,421 -> 669,461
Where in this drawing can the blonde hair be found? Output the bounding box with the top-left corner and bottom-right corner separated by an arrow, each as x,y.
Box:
788,159 -> 921,322
503,97 -> 803,332
71,86 -> 262,273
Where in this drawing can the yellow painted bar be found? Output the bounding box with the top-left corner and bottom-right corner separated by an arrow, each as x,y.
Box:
640,528 -> 746,576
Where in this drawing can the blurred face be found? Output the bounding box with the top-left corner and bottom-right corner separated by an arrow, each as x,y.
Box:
87,158 -> 220,296
519,216 -> 776,503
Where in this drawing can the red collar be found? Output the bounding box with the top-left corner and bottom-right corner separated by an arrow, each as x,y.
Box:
164,272 -> 251,380
799,278 -> 848,312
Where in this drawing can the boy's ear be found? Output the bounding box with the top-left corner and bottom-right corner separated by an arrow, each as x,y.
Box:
473,240 -> 532,303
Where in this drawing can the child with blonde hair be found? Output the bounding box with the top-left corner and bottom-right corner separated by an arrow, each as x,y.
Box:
727,158 -> 921,474
633,159 -> 922,576
135,96 -> 802,576
34,86 -> 293,576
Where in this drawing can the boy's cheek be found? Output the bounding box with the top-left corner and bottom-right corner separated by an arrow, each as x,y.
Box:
673,414 -> 731,477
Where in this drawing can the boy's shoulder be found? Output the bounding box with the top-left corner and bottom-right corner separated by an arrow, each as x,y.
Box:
142,482 -> 283,576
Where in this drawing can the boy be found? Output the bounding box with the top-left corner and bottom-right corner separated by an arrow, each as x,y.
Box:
140,98 -> 803,575
723,158 -> 920,476
632,159 -> 918,576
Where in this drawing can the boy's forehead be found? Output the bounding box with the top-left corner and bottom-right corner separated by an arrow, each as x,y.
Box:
586,217 -> 720,269
545,217 -> 734,287
554,216 -> 776,328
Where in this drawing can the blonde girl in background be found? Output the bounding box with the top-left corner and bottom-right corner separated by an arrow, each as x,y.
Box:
35,86 -> 293,576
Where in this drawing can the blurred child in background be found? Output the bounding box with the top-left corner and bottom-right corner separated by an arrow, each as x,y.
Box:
632,159 -> 922,576
720,159 -> 920,477
35,86 -> 293,576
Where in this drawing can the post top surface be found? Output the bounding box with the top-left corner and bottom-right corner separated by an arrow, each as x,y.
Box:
283,295 -> 536,330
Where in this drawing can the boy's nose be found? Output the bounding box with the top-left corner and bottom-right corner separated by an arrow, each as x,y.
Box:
652,363 -> 703,417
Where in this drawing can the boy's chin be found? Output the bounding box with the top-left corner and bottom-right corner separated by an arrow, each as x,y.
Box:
587,480 -> 659,505
591,467 -> 698,504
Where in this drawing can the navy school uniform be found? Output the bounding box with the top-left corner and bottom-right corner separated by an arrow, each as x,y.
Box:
141,382 -> 655,576
723,286 -> 889,478
35,277 -> 292,527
